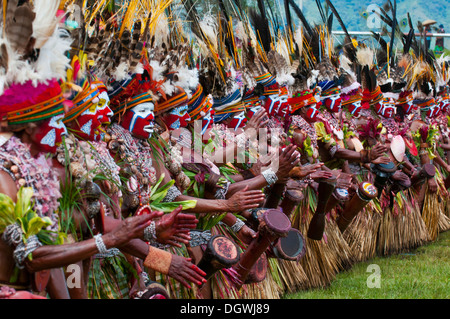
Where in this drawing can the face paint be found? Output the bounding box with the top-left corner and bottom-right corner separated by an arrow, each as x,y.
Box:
401,100 -> 414,115
264,94 -> 290,117
322,94 -> 342,113
304,104 -> 320,122
375,101 -> 396,118
347,100 -> 362,117
34,114 -> 68,153
121,102 -> 155,139
228,111 -> 248,131
72,104 -> 103,141
201,108 -> 215,135
164,104 -> 191,130
439,98 -> 450,114
425,103 -> 441,118
96,91 -> 114,125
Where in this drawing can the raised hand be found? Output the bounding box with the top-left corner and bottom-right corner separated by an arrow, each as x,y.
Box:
244,108 -> 269,132
289,162 -> 325,179
370,143 -> 390,163
226,186 -> 265,212
310,169 -> 334,180
107,214 -> 154,247
275,144 -> 301,182
155,206 -> 199,247
167,255 -> 207,289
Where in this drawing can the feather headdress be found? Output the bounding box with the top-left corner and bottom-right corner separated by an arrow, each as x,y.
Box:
0,0 -> 71,127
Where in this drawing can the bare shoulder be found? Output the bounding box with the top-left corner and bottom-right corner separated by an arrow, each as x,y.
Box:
0,170 -> 18,202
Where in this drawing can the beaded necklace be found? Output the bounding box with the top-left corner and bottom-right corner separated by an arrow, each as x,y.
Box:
318,110 -> 344,141
0,135 -> 60,231
290,115 -> 318,149
107,123 -> 157,209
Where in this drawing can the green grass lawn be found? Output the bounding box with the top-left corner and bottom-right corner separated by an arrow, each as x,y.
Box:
283,231 -> 450,299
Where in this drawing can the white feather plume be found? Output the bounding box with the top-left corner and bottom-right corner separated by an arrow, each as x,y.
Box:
356,47 -> 374,67
198,13 -> 218,51
32,0 -> 60,49
149,60 -> 167,82
112,62 -> 131,82
33,28 -> 72,83
293,27 -> 303,57
153,14 -> 170,46
172,66 -> 199,99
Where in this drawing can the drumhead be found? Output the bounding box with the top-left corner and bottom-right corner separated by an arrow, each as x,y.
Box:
273,228 -> 306,261
263,209 -> 291,236
210,235 -> 240,266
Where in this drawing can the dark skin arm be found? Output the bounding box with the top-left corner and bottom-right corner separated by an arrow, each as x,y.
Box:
334,143 -> 390,164
433,152 -> 450,172
226,145 -> 303,196
221,213 -> 256,245
25,214 -> 153,273
0,171 -> 156,274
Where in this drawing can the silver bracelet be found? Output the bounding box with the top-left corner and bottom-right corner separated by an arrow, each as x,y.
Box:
13,235 -> 42,269
2,223 -> 24,247
94,234 -> 108,254
162,185 -> 182,203
230,218 -> 245,233
262,168 -> 278,185
144,221 -> 157,242
215,181 -> 231,199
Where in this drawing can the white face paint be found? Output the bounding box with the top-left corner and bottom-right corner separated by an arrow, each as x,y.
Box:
128,102 -> 155,135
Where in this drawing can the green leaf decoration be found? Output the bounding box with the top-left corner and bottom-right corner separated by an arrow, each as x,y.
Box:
150,200 -> 197,213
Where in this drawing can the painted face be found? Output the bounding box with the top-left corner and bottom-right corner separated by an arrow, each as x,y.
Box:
96,91 -> 114,125
304,104 -> 320,122
228,111 -> 248,131
201,108 -> 215,135
439,98 -> 450,114
264,94 -> 290,117
401,100 -> 414,115
322,94 -> 342,113
374,101 -> 396,118
164,104 -> 191,130
72,104 -> 103,141
35,114 -> 68,153
121,102 -> 155,139
347,100 -> 362,117
424,102 -> 441,118
246,103 -> 263,119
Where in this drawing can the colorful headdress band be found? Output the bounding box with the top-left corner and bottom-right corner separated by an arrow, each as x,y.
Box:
341,89 -> 363,106
63,81 -> 100,123
414,98 -> 436,110
438,91 -> 450,100
288,90 -> 317,113
188,85 -> 206,113
213,88 -> 242,111
188,86 -> 213,121
154,89 -> 189,115
92,79 -> 108,93
255,72 -> 277,87
382,97 -> 396,104
115,92 -> 153,115
0,80 -> 66,126
396,91 -> 413,105
318,80 -> 335,92
243,95 -> 260,107
321,87 -> 341,98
